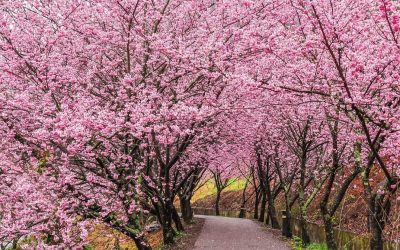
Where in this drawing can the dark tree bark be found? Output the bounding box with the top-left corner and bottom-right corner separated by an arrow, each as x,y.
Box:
258,192 -> 267,222
318,115 -> 362,250
298,148 -> 310,246
299,211 -> 310,246
179,195 -> 193,223
212,169 -> 232,216
274,152 -> 298,238
103,215 -> 152,250
265,179 -> 281,229
363,170 -> 397,250
284,118 -> 327,246
215,190 -> 222,216
253,188 -> 261,219
154,200 -> 176,245
178,166 -> 205,223
141,133 -> 194,245
354,117 -> 398,250
266,197 -> 280,228
255,146 -> 268,223
132,235 -> 153,250
238,179 -> 250,218
172,206 -> 184,232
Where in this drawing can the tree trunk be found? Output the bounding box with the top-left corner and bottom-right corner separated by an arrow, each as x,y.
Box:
283,195 -> 292,238
104,214 -> 151,250
369,204 -> 384,250
162,223 -> 175,245
133,234 -> 152,250
180,195 -> 193,223
299,207 -> 310,246
266,198 -> 280,229
239,182 -> 248,218
281,208 -> 292,238
116,228 -> 152,250
266,207 -> 270,225
321,211 -> 336,250
319,172 -> 337,250
370,217 -> 383,250
259,192 -> 266,222
361,156 -> 386,250
239,208 -> 246,218
172,206 -> 184,232
254,190 -> 261,219
159,201 -> 176,245
215,190 -> 222,216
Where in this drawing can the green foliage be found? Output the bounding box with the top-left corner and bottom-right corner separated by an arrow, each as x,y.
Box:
14,236 -> 38,249
175,231 -> 187,238
293,236 -> 303,249
36,158 -> 47,174
82,245 -> 94,250
226,179 -> 247,190
306,243 -> 328,250
292,236 -> 328,250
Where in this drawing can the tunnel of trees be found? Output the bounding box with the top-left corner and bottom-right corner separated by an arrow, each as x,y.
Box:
0,1 -> 399,250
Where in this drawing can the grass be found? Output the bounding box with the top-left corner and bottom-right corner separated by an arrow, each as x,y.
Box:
191,178 -> 247,203
292,236 -> 328,250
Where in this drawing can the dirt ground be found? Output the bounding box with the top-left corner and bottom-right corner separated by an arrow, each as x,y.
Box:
87,218 -> 205,250
163,218 -> 205,250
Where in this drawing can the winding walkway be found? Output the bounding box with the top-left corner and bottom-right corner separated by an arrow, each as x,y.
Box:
193,215 -> 290,250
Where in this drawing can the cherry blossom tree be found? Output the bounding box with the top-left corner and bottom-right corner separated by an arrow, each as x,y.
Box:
1,0 -> 399,249
243,0 -> 400,248
0,0 -> 264,248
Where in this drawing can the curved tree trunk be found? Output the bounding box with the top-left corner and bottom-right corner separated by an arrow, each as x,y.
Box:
215,190 -> 222,216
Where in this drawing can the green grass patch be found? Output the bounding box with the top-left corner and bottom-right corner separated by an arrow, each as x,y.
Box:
192,178 -> 247,202
292,236 -> 328,250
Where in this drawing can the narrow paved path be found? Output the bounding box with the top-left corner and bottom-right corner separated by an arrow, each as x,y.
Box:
193,215 -> 290,250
